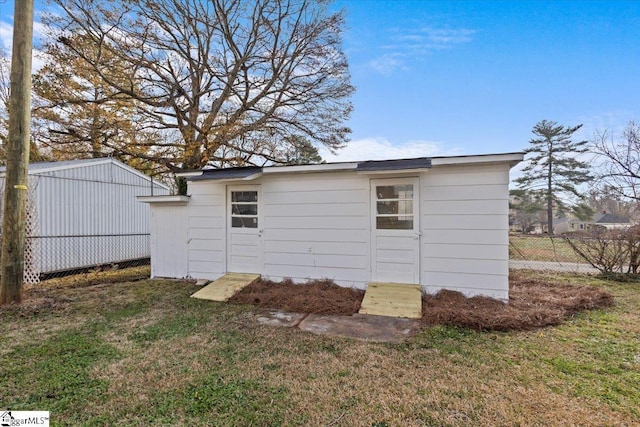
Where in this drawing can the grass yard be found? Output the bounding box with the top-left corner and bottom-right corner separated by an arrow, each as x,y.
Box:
509,235 -> 580,263
1,269 -> 639,426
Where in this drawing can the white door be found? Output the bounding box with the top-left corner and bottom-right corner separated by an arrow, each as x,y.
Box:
227,186 -> 262,273
371,178 -> 420,284
151,205 -> 188,278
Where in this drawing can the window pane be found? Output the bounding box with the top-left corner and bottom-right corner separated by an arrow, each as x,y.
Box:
398,200 -> 413,215
232,204 -> 258,215
377,200 -> 413,215
232,216 -> 258,228
376,185 -> 413,200
232,191 -> 258,203
377,201 -> 398,215
376,216 -> 413,230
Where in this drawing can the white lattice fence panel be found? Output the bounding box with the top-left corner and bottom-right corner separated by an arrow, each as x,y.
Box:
24,183 -> 39,284
0,178 -> 40,284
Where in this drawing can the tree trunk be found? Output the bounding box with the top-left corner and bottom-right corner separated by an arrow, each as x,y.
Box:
547,154 -> 553,235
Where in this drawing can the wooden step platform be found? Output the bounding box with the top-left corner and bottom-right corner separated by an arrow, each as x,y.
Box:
191,273 -> 260,302
358,282 -> 422,319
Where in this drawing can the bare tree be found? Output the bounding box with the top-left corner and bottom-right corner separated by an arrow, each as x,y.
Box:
42,0 -> 353,179
587,184 -> 638,221
565,226 -> 640,275
593,121 -> 640,203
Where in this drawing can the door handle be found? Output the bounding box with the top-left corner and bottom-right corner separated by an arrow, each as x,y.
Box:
414,232 -> 421,240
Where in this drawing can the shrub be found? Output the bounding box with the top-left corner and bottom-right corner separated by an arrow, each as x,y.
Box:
564,225 -> 640,274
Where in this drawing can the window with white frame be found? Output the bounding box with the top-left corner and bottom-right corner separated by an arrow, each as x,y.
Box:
230,191 -> 258,228
376,184 -> 414,229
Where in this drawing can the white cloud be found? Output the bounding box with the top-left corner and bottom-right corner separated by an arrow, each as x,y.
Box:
414,27 -> 475,47
319,137 -> 460,162
369,26 -> 476,75
0,19 -> 48,71
368,53 -> 407,76
576,112 -> 636,142
0,21 -> 12,52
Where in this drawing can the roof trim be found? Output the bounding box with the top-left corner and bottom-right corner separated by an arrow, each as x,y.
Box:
262,162 -> 358,174
0,157 -> 115,175
175,170 -> 204,178
430,152 -> 524,167
0,157 -> 170,190
137,195 -> 190,205
188,166 -> 263,182
173,151 -> 525,181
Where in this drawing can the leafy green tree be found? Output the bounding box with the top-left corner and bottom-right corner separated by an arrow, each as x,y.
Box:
516,120 -> 593,234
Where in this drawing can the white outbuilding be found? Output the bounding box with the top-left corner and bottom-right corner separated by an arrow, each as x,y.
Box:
0,158 -> 169,282
140,152 -> 524,300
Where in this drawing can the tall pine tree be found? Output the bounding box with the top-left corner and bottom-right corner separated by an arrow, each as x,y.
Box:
516,120 -> 592,234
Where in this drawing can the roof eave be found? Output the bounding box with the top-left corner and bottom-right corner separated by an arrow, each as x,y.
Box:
190,172 -> 264,182
356,167 -> 431,175
137,195 -> 190,205
261,162 -> 359,174
431,152 -> 525,168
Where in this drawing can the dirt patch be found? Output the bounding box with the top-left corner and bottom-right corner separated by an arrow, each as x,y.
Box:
0,266 -> 153,317
227,273 -> 614,332
228,278 -> 365,315
0,294 -> 72,317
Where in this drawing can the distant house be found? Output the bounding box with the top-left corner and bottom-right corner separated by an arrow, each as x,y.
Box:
140,152 -> 524,301
551,218 -> 569,234
555,211 -> 632,234
0,158 -> 169,283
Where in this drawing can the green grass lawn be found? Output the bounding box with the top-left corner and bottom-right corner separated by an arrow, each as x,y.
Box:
1,270 -> 639,426
510,235 -> 581,263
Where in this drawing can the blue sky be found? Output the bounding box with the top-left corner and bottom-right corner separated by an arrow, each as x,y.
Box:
1,0 -> 639,163
324,0 -> 640,161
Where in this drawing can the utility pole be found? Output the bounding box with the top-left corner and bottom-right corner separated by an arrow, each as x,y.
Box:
1,0 -> 34,305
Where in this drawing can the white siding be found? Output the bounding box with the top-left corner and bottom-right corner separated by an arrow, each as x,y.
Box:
260,173 -> 370,288
186,181 -> 225,279
421,163 -> 510,300
150,205 -> 188,278
172,160 -> 514,299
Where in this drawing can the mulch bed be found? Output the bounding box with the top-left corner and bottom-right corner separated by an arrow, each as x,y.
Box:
228,278 -> 365,315
228,272 -> 614,331
422,270 -> 613,331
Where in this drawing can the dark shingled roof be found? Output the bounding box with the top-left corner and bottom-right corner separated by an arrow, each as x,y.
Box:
186,157 -> 433,181
595,213 -> 630,224
355,158 -> 432,172
188,166 -> 262,181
